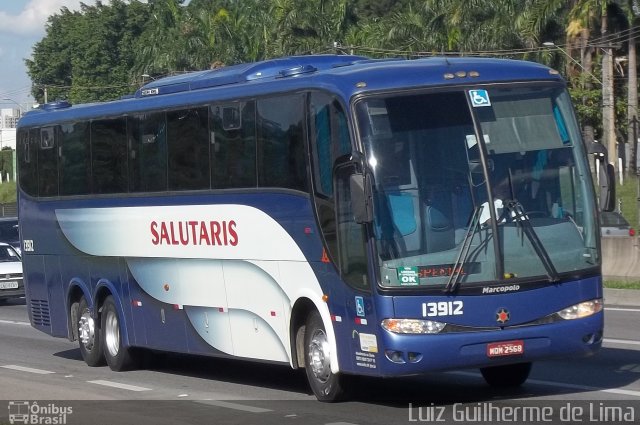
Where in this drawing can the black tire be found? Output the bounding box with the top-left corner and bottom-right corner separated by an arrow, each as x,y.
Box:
304,310 -> 348,402
480,362 -> 532,387
101,295 -> 139,371
77,296 -> 106,367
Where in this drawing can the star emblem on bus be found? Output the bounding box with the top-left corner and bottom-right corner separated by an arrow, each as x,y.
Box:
496,308 -> 510,324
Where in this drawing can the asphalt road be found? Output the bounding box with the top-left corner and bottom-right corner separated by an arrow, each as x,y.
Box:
0,298 -> 639,425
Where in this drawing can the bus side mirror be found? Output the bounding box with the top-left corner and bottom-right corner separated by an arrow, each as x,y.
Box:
589,142 -> 615,212
350,173 -> 373,224
599,162 -> 616,212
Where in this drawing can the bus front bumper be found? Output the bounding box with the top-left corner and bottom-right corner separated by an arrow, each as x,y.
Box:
364,312 -> 603,377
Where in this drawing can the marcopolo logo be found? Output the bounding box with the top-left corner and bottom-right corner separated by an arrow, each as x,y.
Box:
8,401 -> 73,425
482,284 -> 520,294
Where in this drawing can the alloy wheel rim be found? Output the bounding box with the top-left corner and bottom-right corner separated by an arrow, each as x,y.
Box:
308,329 -> 331,383
104,310 -> 120,357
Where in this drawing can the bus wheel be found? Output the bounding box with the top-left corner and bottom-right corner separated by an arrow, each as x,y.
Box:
101,295 -> 139,371
480,362 -> 532,387
304,311 -> 347,402
77,296 -> 105,367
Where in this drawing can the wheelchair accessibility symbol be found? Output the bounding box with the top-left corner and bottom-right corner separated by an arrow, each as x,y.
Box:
469,89 -> 491,107
355,296 -> 365,318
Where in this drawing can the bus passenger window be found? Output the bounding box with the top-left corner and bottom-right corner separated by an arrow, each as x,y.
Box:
18,129 -> 38,197
167,107 -> 210,191
38,127 -> 59,197
128,113 -> 167,192
59,122 -> 90,196
210,101 -> 256,189
92,118 -> 128,194
257,95 -> 307,191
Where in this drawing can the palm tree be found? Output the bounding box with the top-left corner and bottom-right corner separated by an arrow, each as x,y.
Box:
269,0 -> 354,56
133,0 -> 185,76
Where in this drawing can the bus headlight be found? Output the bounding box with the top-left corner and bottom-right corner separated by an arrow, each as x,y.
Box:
555,299 -> 603,320
381,318 -> 446,334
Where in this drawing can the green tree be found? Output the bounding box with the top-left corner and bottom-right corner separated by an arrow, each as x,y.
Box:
132,0 -> 186,77
26,6 -> 80,103
26,0 -> 152,104
270,0 -> 355,56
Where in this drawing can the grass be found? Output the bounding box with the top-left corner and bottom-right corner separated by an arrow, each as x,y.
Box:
604,280 -> 640,289
616,172 -> 639,229
0,181 -> 16,203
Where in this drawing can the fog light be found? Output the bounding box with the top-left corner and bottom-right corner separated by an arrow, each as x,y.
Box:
583,330 -> 603,344
407,352 -> 423,363
385,350 -> 405,364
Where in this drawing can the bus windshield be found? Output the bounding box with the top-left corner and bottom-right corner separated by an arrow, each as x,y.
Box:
356,85 -> 598,289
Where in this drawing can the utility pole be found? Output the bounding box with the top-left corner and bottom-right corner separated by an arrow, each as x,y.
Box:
628,40 -> 638,175
601,8 -> 617,169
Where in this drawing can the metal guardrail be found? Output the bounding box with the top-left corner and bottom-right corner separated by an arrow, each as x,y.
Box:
0,203 -> 17,217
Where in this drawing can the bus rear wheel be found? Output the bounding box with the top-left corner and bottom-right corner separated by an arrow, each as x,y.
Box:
77,296 -> 105,367
304,310 -> 348,402
480,362 -> 532,387
101,295 -> 139,371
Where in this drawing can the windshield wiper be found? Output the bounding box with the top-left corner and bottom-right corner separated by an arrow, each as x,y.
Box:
504,200 -> 560,282
444,206 -> 483,293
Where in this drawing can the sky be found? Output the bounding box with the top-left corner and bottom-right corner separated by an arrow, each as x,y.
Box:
0,0 -> 99,110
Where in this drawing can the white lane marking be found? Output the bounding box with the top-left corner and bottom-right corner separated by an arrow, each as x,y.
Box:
607,307 -> 640,312
450,371 -> 640,398
0,319 -> 31,326
87,380 -> 151,392
1,365 -> 56,374
604,338 -> 640,346
195,400 -> 272,413
525,379 -> 640,397
0,364 -> 55,375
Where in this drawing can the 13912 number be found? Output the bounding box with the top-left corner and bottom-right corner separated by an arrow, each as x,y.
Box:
422,301 -> 463,317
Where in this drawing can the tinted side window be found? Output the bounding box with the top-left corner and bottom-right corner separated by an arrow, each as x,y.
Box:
167,107 -> 210,190
257,95 -> 307,191
38,127 -> 59,197
211,101 -> 257,189
335,163 -> 369,290
92,118 -> 128,194
310,93 -> 351,197
309,93 -> 352,265
17,129 -> 38,197
60,122 -> 90,195
128,113 -> 167,192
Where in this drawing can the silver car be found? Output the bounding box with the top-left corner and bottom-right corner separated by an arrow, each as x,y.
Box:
600,211 -> 635,237
0,242 -> 23,303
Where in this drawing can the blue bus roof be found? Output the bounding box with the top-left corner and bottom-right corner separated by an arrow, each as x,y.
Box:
18,55 -> 563,128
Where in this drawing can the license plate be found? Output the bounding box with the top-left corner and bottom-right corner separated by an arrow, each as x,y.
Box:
487,340 -> 524,357
0,281 -> 18,290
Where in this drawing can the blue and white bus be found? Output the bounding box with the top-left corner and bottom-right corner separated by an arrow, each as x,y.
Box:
17,55 -> 606,401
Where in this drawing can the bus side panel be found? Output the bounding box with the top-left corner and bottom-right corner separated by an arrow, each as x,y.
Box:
23,255 -> 51,335
142,295 -> 189,352
336,291 -> 382,377
90,256 -> 132,344
118,257 -> 137,347
44,256 -> 67,338
126,268 -> 149,348
309,262 -> 384,377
